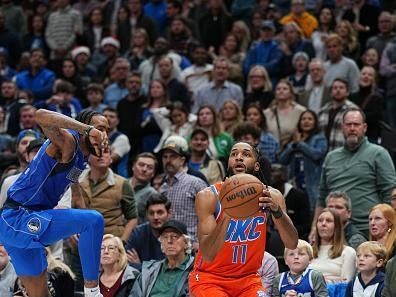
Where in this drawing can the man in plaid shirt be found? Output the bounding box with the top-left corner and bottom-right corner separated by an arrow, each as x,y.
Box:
318,78 -> 358,151
159,136 -> 207,246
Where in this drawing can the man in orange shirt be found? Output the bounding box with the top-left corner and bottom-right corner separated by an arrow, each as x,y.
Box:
189,142 -> 298,297
280,0 -> 318,38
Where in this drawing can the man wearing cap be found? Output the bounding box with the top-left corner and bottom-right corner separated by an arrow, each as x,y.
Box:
129,219 -> 194,297
71,46 -> 96,85
0,130 -> 42,205
96,37 -> 120,82
188,128 -> 225,185
243,20 -> 283,84
159,136 -> 207,244
0,129 -> 42,197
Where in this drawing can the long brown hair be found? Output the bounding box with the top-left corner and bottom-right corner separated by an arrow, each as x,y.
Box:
196,105 -> 222,137
313,208 -> 345,259
145,79 -> 169,108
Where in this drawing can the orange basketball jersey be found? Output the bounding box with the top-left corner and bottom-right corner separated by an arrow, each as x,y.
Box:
193,182 -> 268,277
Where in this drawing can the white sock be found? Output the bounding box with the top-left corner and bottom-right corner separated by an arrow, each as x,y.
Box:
84,285 -> 101,297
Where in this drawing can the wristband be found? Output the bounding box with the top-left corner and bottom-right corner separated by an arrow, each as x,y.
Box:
271,207 -> 283,219
85,125 -> 94,138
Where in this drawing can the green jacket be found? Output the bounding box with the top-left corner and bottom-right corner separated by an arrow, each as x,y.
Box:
129,255 -> 194,297
382,256 -> 396,297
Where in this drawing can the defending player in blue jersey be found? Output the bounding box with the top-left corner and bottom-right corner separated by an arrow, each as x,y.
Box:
0,109 -> 109,297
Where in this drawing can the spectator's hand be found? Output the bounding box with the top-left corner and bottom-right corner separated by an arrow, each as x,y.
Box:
127,248 -> 141,264
292,130 -> 302,143
308,227 -> 316,245
47,95 -> 64,105
279,42 -> 292,56
70,234 -> 79,247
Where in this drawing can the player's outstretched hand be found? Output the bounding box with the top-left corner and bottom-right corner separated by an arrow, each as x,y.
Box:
258,186 -> 280,212
88,127 -> 108,157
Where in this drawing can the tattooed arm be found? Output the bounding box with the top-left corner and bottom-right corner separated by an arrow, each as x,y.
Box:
35,109 -> 93,162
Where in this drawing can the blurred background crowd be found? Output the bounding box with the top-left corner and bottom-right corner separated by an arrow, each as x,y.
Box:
0,0 -> 396,296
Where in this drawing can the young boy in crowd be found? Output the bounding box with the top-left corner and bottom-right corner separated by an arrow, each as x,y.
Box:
82,83 -> 107,113
345,241 -> 387,297
272,239 -> 328,297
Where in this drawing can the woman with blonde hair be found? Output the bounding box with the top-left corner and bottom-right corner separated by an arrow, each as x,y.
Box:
231,20 -> 251,53
310,208 -> 356,283
99,234 -> 139,297
335,20 -> 360,61
264,79 -> 306,148
124,28 -> 153,70
219,99 -> 243,134
369,204 -> 396,259
244,65 -> 274,110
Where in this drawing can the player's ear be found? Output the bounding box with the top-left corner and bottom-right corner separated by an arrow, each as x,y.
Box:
254,161 -> 260,172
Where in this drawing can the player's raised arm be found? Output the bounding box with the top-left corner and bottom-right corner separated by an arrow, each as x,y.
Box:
35,109 -> 106,161
196,188 -> 231,262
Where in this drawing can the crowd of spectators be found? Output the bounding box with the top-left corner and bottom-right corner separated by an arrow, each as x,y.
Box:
1,0 -> 396,296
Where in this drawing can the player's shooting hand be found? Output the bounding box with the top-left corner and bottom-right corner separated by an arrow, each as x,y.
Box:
126,248 -> 141,264
258,186 -> 280,212
87,127 -> 108,157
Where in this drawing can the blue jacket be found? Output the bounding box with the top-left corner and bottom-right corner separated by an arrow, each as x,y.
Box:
345,271 -> 384,297
243,40 -> 283,78
125,222 -> 164,270
15,67 -> 55,102
278,133 -> 328,208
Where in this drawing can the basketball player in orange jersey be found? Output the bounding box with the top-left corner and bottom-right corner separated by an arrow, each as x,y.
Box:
189,142 -> 298,297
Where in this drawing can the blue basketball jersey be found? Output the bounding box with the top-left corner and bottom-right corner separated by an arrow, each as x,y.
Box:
7,130 -> 87,209
279,268 -> 315,297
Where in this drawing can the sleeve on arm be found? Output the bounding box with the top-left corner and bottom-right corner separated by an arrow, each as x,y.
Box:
111,134 -> 131,158
311,270 -> 330,297
341,246 -> 357,282
121,180 -> 137,220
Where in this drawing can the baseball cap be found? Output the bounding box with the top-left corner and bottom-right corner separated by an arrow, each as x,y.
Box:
100,37 -> 120,49
159,219 -> 188,235
26,138 -> 45,154
191,128 -> 209,140
159,135 -> 188,156
16,129 -> 42,145
261,20 -> 275,32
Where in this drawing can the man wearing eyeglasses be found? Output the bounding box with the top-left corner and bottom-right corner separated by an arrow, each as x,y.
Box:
129,219 -> 194,296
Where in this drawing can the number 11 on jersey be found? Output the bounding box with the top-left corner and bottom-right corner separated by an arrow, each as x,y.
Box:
232,244 -> 248,264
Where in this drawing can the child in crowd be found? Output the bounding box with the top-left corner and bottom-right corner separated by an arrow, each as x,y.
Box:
272,239 -> 328,297
345,241 -> 387,297
82,83 -> 108,113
